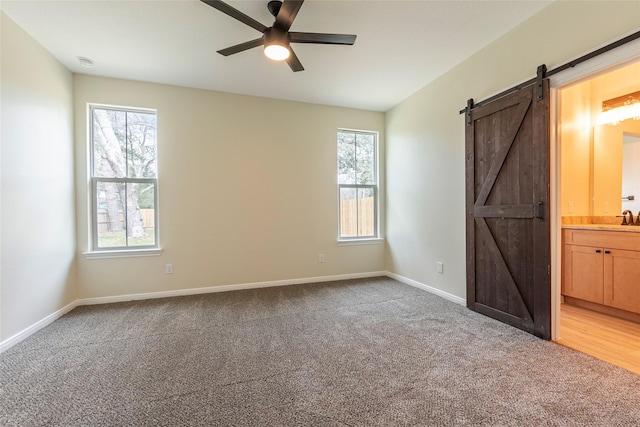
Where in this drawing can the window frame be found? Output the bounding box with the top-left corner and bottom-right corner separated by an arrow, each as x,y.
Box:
87,104 -> 160,254
337,128 -> 380,241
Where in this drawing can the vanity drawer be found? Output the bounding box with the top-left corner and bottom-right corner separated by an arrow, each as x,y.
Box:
563,229 -> 640,251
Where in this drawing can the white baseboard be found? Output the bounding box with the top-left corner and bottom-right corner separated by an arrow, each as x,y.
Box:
385,271 -> 466,306
0,300 -> 79,353
0,271 -> 386,352
76,271 -> 388,306
0,270 -> 464,353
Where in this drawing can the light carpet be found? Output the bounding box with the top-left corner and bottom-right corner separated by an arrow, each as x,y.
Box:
2,277 -> 640,426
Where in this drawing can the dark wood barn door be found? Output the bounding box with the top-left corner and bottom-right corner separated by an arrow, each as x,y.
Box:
465,81 -> 551,339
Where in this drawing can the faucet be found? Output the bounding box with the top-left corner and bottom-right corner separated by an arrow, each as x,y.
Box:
622,210 -> 635,225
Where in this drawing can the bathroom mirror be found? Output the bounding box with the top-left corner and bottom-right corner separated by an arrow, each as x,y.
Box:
592,119 -> 640,216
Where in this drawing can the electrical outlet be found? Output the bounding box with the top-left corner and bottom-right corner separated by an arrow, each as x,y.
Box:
436,262 -> 444,274
165,264 -> 174,274
319,254 -> 325,263
604,201 -> 609,213
568,201 -> 574,213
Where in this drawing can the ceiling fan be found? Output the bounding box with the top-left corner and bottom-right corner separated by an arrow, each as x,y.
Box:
201,0 -> 357,72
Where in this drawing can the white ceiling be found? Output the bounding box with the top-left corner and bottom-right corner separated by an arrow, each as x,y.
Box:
1,0 -> 553,111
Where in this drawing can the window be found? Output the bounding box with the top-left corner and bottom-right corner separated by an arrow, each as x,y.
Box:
337,129 -> 378,239
89,106 -> 158,251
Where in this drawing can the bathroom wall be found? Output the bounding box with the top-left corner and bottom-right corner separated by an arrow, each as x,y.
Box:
560,61 -> 640,220
560,81 -> 592,217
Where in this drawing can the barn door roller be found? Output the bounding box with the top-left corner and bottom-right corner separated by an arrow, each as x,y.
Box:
465,98 -> 474,127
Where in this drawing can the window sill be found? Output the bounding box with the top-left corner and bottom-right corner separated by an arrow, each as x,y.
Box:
337,238 -> 384,246
83,248 -> 163,259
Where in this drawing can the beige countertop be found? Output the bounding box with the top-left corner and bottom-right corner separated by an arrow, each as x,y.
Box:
562,224 -> 640,232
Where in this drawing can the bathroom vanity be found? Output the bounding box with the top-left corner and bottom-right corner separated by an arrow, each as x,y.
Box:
563,225 -> 640,322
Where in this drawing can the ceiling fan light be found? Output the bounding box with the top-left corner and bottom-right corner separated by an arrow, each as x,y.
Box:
264,43 -> 290,61
263,27 -> 290,61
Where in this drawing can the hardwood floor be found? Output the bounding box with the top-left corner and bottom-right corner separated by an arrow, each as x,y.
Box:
557,303 -> 640,375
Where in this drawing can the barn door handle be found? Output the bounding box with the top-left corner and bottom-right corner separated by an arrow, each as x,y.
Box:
534,201 -> 544,221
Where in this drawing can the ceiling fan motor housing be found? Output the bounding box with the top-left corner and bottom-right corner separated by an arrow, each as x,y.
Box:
264,27 -> 290,48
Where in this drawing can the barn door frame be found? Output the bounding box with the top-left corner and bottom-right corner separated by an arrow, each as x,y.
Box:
546,38 -> 640,340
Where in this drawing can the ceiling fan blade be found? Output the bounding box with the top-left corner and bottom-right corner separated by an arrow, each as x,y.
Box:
289,32 -> 356,45
217,38 -> 264,56
201,0 -> 267,33
286,47 -> 304,72
274,0 -> 304,31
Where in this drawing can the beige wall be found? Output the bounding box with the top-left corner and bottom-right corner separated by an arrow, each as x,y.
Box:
385,1 -> 640,300
1,13 -> 77,342
74,76 -> 385,299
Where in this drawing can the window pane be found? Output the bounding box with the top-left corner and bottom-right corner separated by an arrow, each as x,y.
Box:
340,187 -> 358,237
355,133 -> 375,185
357,187 -> 375,237
96,181 -> 126,248
96,181 -> 156,248
127,182 -> 156,247
92,109 -> 127,178
126,111 -> 157,179
339,186 -> 376,238
338,131 -> 356,184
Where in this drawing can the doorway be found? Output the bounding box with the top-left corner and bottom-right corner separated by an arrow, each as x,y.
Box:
552,56 -> 640,374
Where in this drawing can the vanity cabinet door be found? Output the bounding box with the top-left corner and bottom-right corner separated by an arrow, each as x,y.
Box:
604,249 -> 640,313
563,244 -> 604,304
